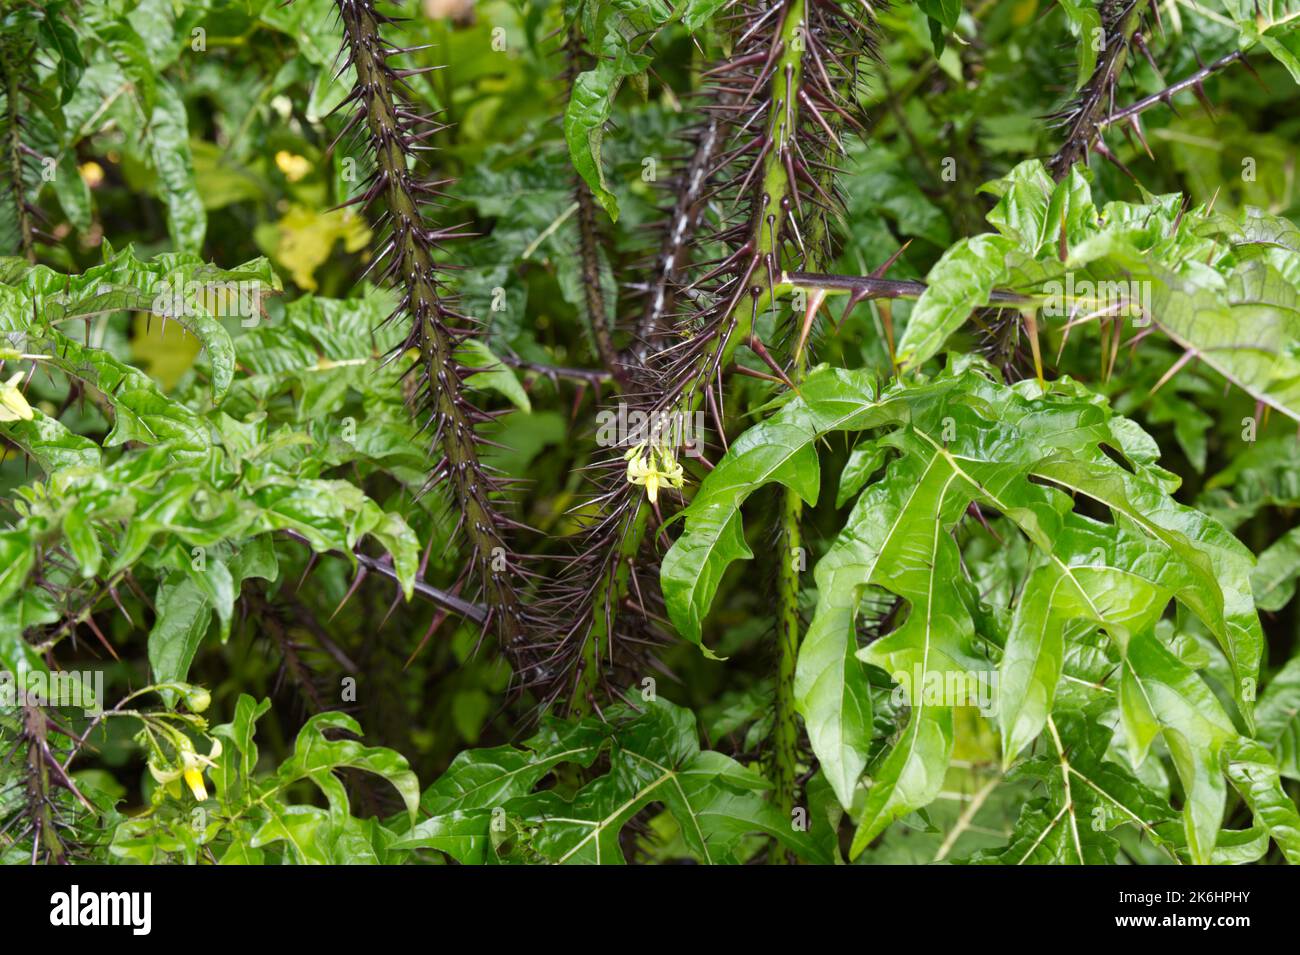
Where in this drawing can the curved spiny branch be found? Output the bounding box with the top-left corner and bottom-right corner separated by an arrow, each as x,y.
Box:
629,114 -> 725,363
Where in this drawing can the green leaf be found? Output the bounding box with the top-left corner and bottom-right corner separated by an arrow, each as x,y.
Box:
393,719 -> 612,863
259,0 -> 339,67
1218,0 -> 1300,81
0,584 -> 55,681
940,168 -> 1300,424
212,694 -> 272,813
1,246 -> 273,404
895,234 -> 1016,370
1222,737 -> 1300,864
1252,525 -> 1300,611
84,3 -> 157,115
456,339 -> 531,412
1057,0 -> 1102,90
249,478 -> 419,596
278,711 -> 421,824
681,0 -> 728,31
503,700 -> 826,864
836,439 -> 888,507
248,804 -> 334,864
37,10 -> 85,104
0,409 -> 100,474
661,424 -> 820,653
562,21 -> 656,222
1119,629 -> 1236,864
999,516 -> 1229,761
663,370 -> 898,653
147,574 -> 212,698
669,359 -> 1264,837
972,709 -> 1183,864
62,506 -> 104,578
918,0 -> 961,56
1032,452 -> 1262,725
52,148 -> 92,234
150,81 -> 207,253
1256,655 -> 1300,780
850,707 -> 954,858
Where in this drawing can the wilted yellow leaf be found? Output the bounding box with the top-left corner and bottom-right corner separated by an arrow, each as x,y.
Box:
131,314 -> 202,390
266,204 -> 371,291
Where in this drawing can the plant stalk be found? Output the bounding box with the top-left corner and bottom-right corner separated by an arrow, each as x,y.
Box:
573,0 -> 808,711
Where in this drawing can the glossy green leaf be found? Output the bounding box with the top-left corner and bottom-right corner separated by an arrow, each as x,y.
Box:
895,234 -> 1015,371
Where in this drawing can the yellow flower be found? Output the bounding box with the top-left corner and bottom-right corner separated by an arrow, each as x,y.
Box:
624,442 -> 684,504
274,150 -> 312,183
79,161 -> 105,187
150,737 -> 222,802
0,372 -> 34,422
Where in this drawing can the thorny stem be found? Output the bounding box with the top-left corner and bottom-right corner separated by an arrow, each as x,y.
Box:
23,705 -> 67,864
770,358 -> 804,860
671,0 -> 810,450
500,354 -> 613,386
337,0 -> 527,655
768,131 -> 846,857
1098,50 -> 1248,130
574,179 -> 624,384
633,115 -> 724,361
1047,0 -> 1153,180
2,48 -> 35,262
255,592 -> 327,714
26,530 -> 486,667
574,505 -> 650,712
334,537 -> 488,623
785,270 -> 1031,306
574,0 -> 810,712
787,269 -> 1155,315
566,28 -> 626,387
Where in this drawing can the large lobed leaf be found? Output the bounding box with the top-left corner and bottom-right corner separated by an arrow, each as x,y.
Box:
663,357 -> 1275,861
393,699 -> 829,865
